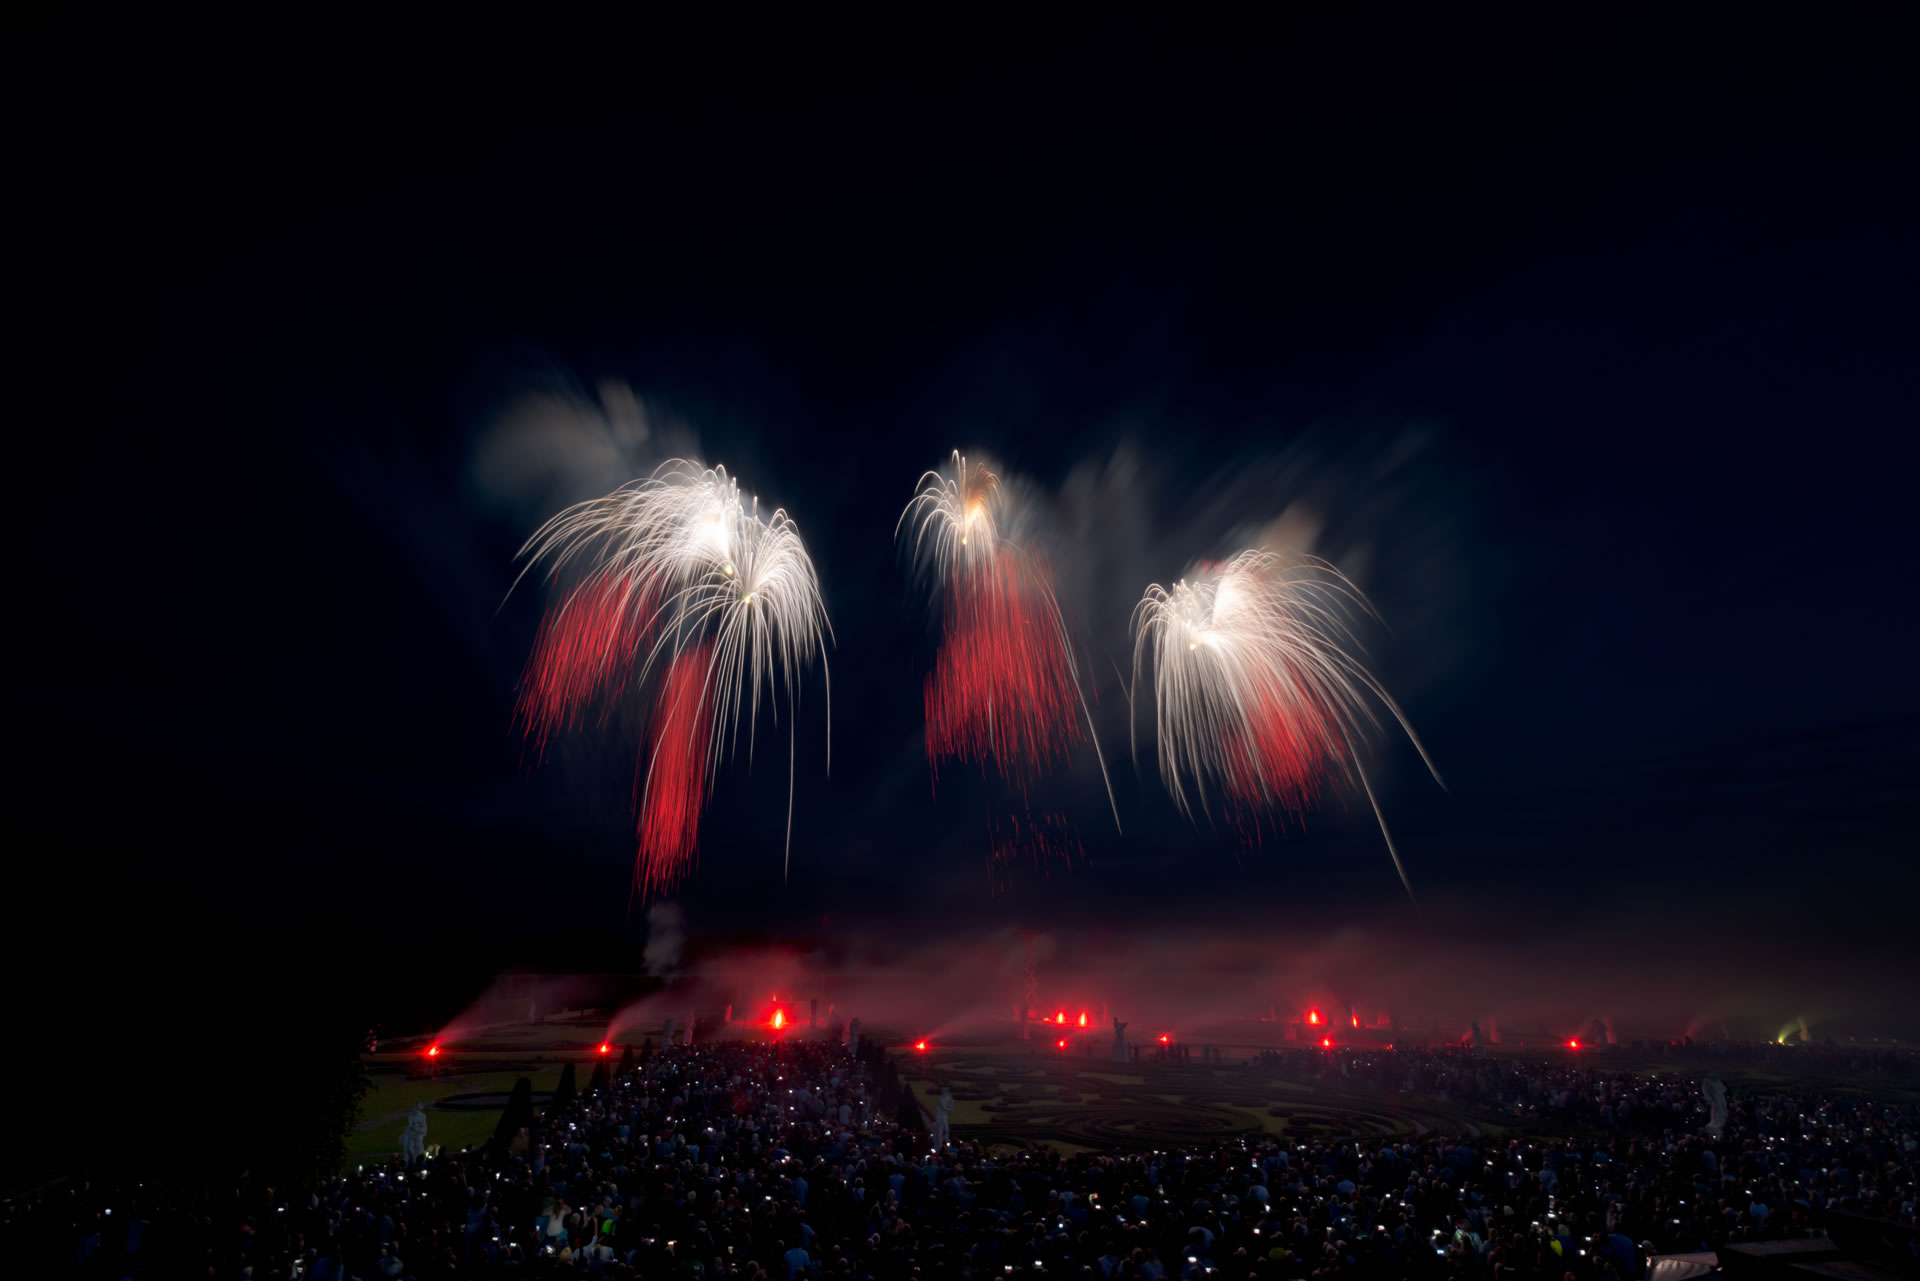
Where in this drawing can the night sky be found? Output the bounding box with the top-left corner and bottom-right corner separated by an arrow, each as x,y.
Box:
23,20 -> 1918,1037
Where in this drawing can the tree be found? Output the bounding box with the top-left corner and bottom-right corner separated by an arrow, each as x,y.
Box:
494,1077 -> 536,1152
52,957 -> 371,1195
549,1062 -> 578,1115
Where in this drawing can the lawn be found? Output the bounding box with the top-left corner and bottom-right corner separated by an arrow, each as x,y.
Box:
896,1047 -> 1917,1157
345,1065 -> 568,1170
900,1048 -> 1507,1152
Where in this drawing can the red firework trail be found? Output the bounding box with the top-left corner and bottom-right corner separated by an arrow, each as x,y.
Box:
515,573 -> 653,757
635,643 -> 713,899
924,554 -> 1084,781
1220,676 -> 1343,813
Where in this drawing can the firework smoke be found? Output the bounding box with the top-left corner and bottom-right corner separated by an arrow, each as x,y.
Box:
513,460 -> 832,897
1130,549 -> 1440,900
642,901 -> 688,976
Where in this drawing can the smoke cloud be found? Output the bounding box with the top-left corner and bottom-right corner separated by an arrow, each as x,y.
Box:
469,377 -> 699,527
593,913 -> 1904,1049
643,900 -> 687,976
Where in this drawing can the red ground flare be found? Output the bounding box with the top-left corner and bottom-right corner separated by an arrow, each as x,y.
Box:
598,1042 -> 611,1055
924,554 -> 1084,780
1158,1035 -> 1170,1044
915,1040 -> 927,1052
635,643 -> 714,899
427,1045 -> 440,1057
516,574 -> 654,755
772,1010 -> 786,1030
1322,1037 -> 1332,1048
1056,1039 -> 1067,1049
1308,1011 -> 1320,1025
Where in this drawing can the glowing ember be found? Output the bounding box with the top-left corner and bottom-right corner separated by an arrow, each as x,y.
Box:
985,808 -> 1084,887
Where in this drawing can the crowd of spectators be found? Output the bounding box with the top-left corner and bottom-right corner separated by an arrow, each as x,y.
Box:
11,1037 -> 1916,1280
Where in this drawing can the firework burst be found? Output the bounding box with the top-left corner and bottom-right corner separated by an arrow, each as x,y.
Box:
513,460 -> 832,897
1130,549 -> 1440,900
897,450 -> 1119,831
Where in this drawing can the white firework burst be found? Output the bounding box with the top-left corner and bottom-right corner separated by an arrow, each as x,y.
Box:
1131,549 -> 1440,900
895,449 -> 1013,583
513,459 -> 832,879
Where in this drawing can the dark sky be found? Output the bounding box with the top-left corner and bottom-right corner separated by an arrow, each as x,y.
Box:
23,19 -> 1918,1032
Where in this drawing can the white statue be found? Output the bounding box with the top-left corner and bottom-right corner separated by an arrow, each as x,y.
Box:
399,1103 -> 428,1163
1111,1017 -> 1129,1063
929,1087 -> 954,1149
1702,1075 -> 1728,1138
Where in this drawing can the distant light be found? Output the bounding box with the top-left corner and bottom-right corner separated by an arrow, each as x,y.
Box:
1308,1011 -> 1320,1025
598,1042 -> 610,1055
427,1045 -> 440,1058
1056,1011 -> 1065,1024
1567,1039 -> 1578,1049
915,1040 -> 927,1052
1351,1013 -> 1359,1028
1322,1038 -> 1332,1048
1159,1035 -> 1170,1044
772,1010 -> 785,1029
1078,1012 -> 1087,1027
1057,1039 -> 1068,1049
